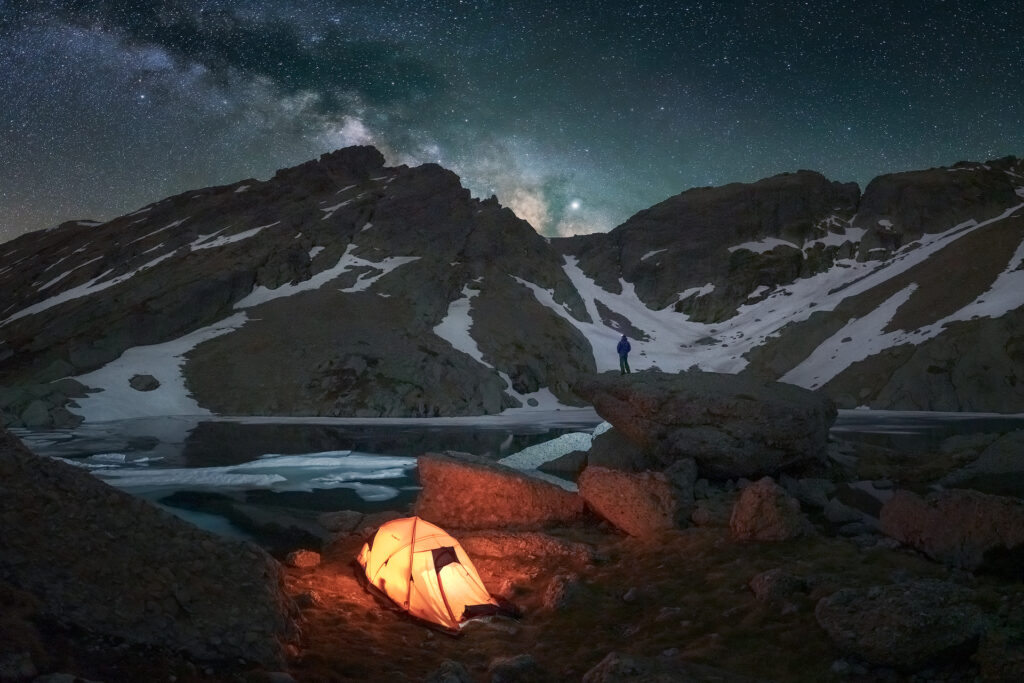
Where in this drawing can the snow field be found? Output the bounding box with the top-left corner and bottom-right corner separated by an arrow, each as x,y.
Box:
69,313 -> 249,422
513,204 -> 1024,385
431,284 -> 579,411
234,243 -> 420,308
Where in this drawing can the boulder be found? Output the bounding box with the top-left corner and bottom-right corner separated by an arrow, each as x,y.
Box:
779,475 -> 836,509
879,488 -> 1024,570
749,568 -> 807,604
943,430 -> 1024,497
415,451 -> 585,529
18,400 -> 51,429
537,449 -> 588,476
691,494 -> 735,528
487,654 -> 542,683
285,549 -> 321,569
424,660 -> 474,683
542,572 -> 586,610
729,477 -> 811,541
573,372 -> 836,479
586,428 -> 656,471
129,374 -> 160,391
318,509 -> 364,534
578,466 -> 689,538
0,428 -> 293,666
814,581 -> 988,670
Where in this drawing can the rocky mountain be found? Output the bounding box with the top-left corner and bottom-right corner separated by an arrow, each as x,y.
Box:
1,148 -> 1023,426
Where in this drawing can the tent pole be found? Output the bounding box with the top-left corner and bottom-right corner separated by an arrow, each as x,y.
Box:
405,516 -> 418,609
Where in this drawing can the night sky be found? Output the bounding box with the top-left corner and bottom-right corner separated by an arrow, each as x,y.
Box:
2,1 -> 1022,243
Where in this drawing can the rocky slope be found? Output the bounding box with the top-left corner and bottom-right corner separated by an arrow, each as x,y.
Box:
0,146 -> 594,425
1,149 -> 1023,424
0,427 -> 295,676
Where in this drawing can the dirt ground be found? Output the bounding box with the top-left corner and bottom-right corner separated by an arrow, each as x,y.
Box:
280,520 -> 1008,683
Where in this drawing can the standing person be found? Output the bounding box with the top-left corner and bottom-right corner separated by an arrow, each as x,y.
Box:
617,334 -> 631,374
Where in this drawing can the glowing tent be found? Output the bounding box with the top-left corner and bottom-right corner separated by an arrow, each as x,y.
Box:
357,516 -> 500,631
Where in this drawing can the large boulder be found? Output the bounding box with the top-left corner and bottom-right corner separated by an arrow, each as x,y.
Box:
729,477 -> 812,541
577,466 -> 687,538
943,430 -> 1024,497
0,428 -> 293,666
585,427 -> 657,471
415,451 -> 585,529
573,372 -> 836,478
879,488 -> 1024,570
814,581 -> 988,670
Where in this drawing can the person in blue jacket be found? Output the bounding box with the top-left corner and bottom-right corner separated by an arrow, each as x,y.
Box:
617,334 -> 631,374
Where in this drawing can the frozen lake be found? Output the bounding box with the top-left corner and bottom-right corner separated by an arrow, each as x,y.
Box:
11,409 -> 605,549
12,408 -> 1024,550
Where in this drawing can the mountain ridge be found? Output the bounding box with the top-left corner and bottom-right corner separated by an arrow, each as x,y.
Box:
1,147 -> 1022,427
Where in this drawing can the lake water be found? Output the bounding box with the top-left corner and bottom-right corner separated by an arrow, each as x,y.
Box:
12,408 -> 1024,550
11,410 -> 604,549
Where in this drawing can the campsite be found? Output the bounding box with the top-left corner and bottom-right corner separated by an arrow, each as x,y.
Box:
6,372 -> 1024,681
3,2 -> 1024,679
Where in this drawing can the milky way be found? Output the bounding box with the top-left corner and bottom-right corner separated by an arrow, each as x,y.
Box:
2,0 -> 1022,242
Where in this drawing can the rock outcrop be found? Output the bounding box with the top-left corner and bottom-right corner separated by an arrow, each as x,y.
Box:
555,170 -> 860,317
879,488 -> 1024,570
814,581 -> 988,669
3,150 -> 1024,422
573,372 -> 836,478
577,466 -> 686,538
415,451 -> 585,529
0,146 -> 594,424
943,429 -> 1024,497
0,428 -> 294,665
729,477 -> 811,541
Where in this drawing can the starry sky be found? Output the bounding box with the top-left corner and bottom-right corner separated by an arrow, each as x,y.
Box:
2,0 -> 1023,243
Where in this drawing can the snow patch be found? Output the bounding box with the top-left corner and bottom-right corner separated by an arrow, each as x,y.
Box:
321,200 -> 352,220
234,244 -> 419,308
782,204 -> 1024,389
498,431 -> 593,470
234,184 -> 250,193
69,313 -> 249,422
806,226 -> 866,249
781,284 -> 918,389
3,250 -> 181,327
130,218 -> 189,245
36,256 -> 102,291
433,286 -> 488,366
191,222 -> 275,251
641,248 -> 666,261
679,283 -> 715,300
747,285 -> 770,299
729,237 -> 798,254
309,246 -> 325,260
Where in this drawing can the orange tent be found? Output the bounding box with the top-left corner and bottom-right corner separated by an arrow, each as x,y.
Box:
357,516 -> 500,631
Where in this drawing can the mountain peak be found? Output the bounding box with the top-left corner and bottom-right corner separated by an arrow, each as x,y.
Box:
271,145 -> 386,186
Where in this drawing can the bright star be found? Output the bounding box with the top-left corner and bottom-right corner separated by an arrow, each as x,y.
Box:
570,200 -> 581,210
